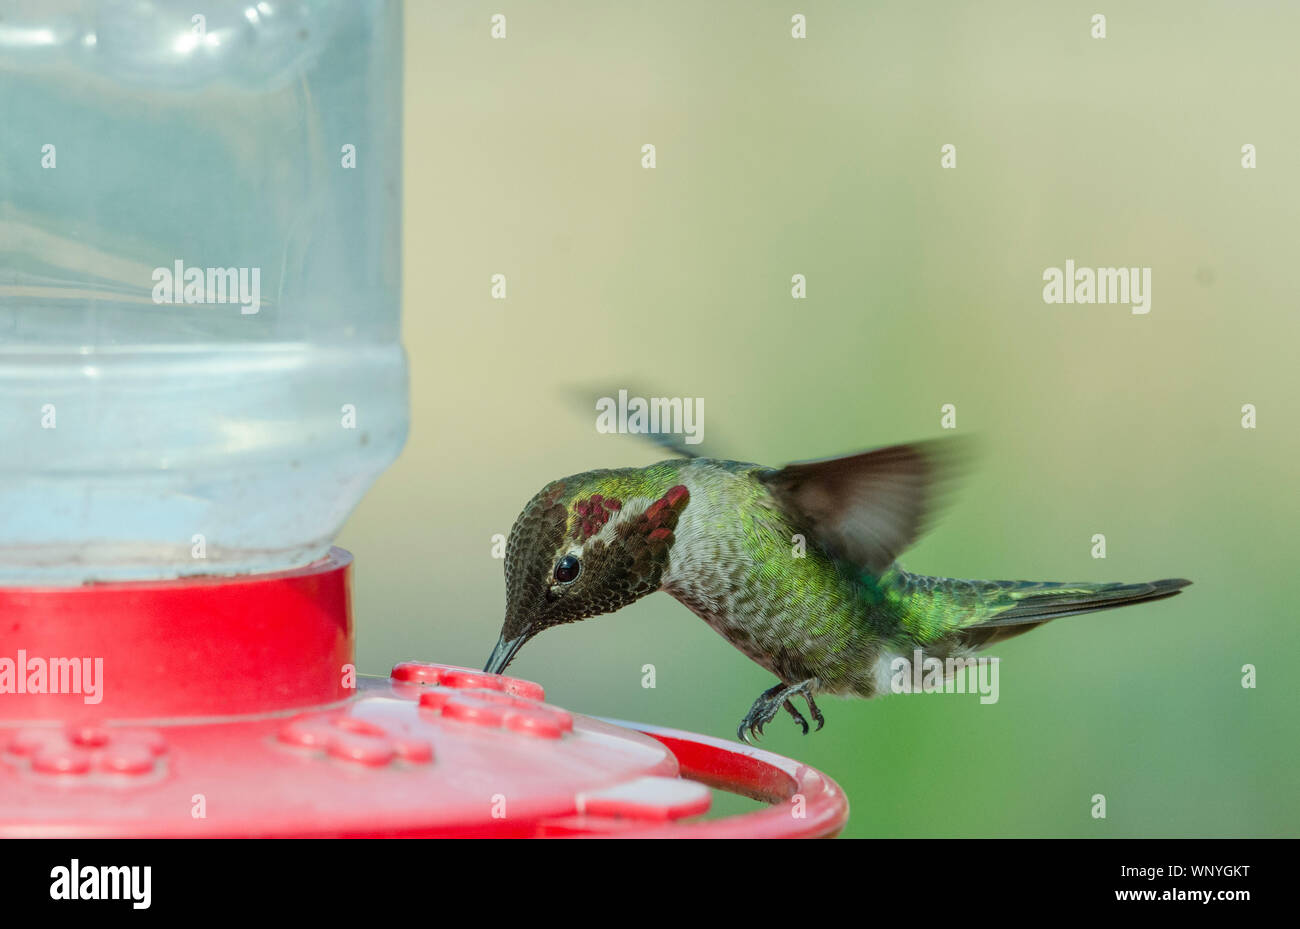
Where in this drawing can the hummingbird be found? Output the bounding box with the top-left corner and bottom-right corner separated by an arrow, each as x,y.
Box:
483,438 -> 1190,742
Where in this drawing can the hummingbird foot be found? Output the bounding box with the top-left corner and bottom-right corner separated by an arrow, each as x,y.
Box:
737,680 -> 823,744
803,688 -> 825,732
781,699 -> 809,735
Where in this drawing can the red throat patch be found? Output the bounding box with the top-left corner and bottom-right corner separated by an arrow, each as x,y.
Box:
639,485 -> 690,543
574,493 -> 623,541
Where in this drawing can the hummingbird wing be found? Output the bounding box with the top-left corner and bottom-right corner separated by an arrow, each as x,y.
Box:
637,429 -> 703,460
568,384 -> 716,459
757,439 -> 968,575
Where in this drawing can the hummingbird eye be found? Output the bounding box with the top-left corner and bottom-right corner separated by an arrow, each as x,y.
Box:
553,554 -> 581,584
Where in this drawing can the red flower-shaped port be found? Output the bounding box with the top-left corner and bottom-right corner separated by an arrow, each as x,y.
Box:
4,726 -> 168,778
276,712 -> 434,767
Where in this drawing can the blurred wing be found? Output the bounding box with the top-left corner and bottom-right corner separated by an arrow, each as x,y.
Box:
758,439 -> 969,574
568,383 -> 716,460
637,430 -> 703,459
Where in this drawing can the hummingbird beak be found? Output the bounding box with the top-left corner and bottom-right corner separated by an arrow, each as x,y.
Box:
483,630 -> 529,675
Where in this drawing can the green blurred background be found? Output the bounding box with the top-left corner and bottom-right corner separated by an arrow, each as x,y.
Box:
340,1 -> 1298,837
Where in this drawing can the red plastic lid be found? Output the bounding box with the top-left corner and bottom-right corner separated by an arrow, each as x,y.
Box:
0,549 -> 354,721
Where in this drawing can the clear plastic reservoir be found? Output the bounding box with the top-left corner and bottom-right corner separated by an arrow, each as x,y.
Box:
0,1 -> 407,583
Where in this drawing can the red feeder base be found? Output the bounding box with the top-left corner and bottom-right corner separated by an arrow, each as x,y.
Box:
0,549 -> 848,838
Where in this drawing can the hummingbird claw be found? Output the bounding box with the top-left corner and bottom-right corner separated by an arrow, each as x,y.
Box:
782,699 -> 810,735
738,684 -> 784,744
736,681 -> 823,743
803,691 -> 825,731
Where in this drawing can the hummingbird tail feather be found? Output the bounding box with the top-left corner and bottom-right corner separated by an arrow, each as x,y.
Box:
972,577 -> 1192,628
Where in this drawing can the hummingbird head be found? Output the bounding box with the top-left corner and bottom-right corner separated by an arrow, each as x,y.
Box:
483,471 -> 691,674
